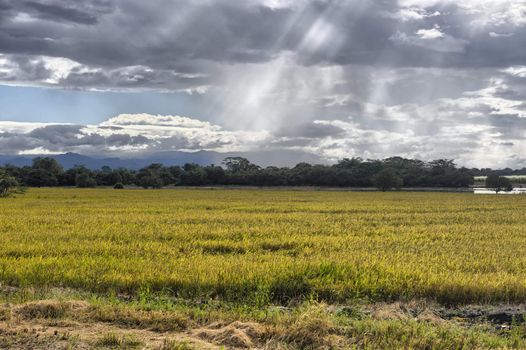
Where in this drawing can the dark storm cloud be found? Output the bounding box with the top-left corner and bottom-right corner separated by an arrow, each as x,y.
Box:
106,133 -> 149,146
275,122 -> 346,139
28,124 -> 85,144
0,0 -> 526,95
0,0 -> 289,68
0,54 -> 52,81
1,0 -> 525,76
26,124 -> 153,149
0,123 -> 154,154
23,1 -> 100,25
58,65 -> 211,91
487,115 -> 526,139
0,53 -> 212,92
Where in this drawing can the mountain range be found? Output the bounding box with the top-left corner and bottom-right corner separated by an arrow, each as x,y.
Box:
0,150 -> 325,170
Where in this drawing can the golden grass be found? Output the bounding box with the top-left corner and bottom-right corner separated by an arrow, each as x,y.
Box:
1,188 -> 525,304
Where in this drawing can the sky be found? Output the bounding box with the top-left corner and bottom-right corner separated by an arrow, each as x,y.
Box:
0,0 -> 525,168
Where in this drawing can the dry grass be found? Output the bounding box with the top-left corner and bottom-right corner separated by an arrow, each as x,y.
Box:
2,299 -> 526,349
1,188 -> 526,305
87,304 -> 189,331
195,321 -> 266,348
272,305 -> 340,349
159,339 -> 197,350
14,300 -> 89,320
95,332 -> 143,348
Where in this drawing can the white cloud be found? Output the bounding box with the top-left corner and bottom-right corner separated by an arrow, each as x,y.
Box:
0,54 -> 210,92
260,0 -> 307,9
391,7 -> 441,21
468,2 -> 526,27
502,66 -> 526,78
489,32 -> 514,37
40,57 -> 81,85
460,79 -> 526,117
101,113 -> 220,129
401,0 -> 526,28
391,29 -> 468,53
0,121 -> 56,134
18,147 -> 62,155
416,27 -> 444,39
0,114 -> 271,155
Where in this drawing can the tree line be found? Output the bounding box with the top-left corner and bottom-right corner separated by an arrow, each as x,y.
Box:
0,156 -> 478,192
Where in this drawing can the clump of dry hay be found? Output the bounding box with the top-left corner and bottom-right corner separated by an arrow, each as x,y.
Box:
371,301 -> 445,325
88,305 -> 189,332
196,321 -> 267,348
0,304 -> 12,321
272,303 -> 344,350
371,302 -> 411,321
416,310 -> 445,325
14,300 -> 89,320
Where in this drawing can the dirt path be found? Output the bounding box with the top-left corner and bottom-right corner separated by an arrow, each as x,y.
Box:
0,319 -> 224,349
0,298 -> 281,349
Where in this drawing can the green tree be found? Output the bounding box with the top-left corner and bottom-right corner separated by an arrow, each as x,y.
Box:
181,166 -> 207,186
135,164 -> 166,188
334,157 -> 363,169
115,168 -> 136,185
26,168 -> 59,187
75,173 -> 97,188
61,165 -> 92,186
486,174 -> 513,193
29,157 -> 63,186
32,157 -> 63,175
137,175 -> 164,189
96,166 -> 123,186
372,168 -> 403,191
0,170 -> 20,197
204,165 -> 225,184
222,157 -> 260,173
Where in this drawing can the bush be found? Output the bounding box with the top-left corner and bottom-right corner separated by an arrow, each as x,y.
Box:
114,182 -> 125,189
0,171 -> 19,197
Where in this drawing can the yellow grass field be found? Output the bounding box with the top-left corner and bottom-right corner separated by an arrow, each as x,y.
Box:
2,188 -> 526,349
1,188 -> 525,304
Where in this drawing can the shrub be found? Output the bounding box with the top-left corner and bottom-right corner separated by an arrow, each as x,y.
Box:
114,182 -> 125,189
0,170 -> 20,197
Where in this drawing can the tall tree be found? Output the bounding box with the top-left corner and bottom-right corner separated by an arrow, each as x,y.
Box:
372,168 -> 403,191
486,175 -> 513,193
29,157 -> 63,187
75,173 -> 97,188
32,157 -> 63,176
222,157 -> 260,173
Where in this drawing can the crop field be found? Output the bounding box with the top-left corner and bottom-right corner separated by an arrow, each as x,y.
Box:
1,188 -> 526,349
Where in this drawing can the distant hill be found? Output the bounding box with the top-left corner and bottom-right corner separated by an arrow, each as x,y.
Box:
0,150 -> 325,170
